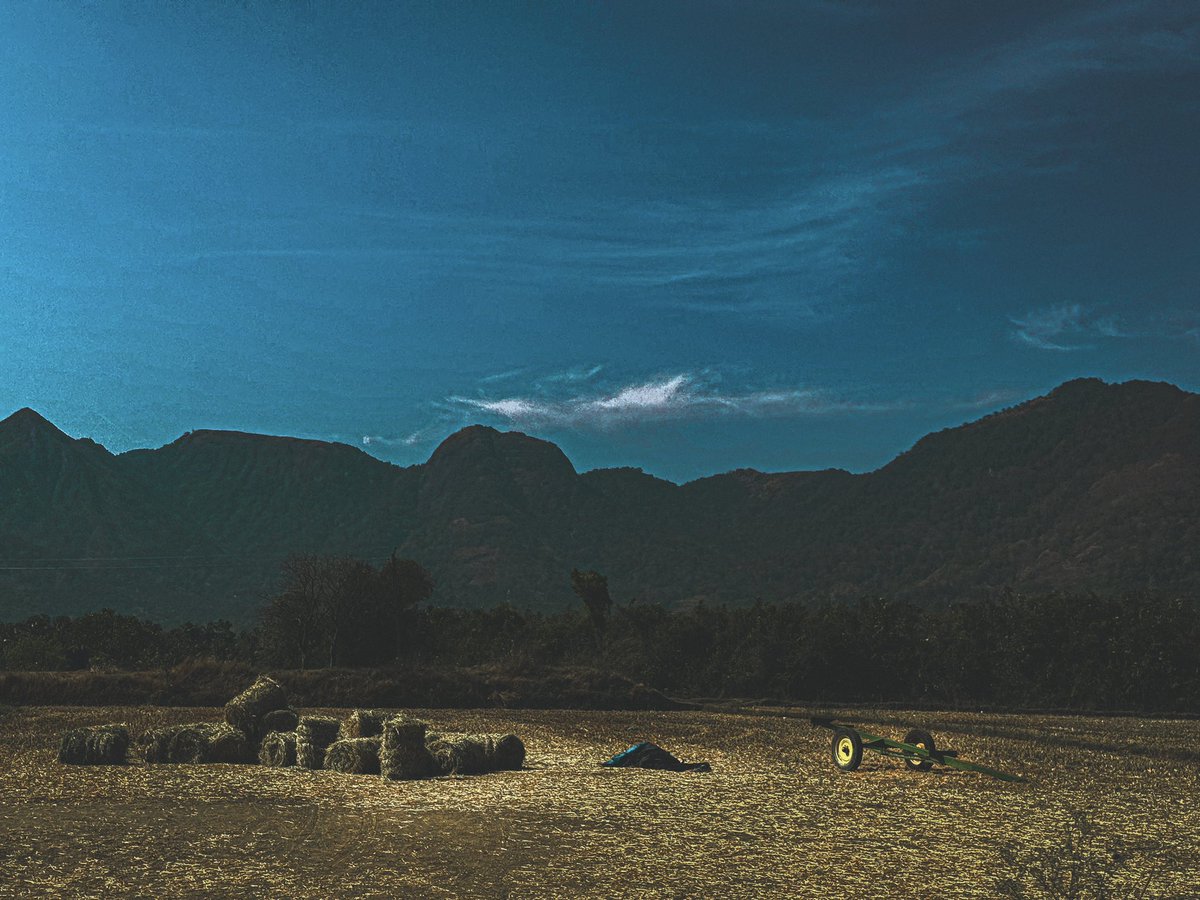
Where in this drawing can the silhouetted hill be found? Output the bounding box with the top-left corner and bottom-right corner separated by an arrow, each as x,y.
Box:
0,409 -> 216,620
0,379 -> 1195,623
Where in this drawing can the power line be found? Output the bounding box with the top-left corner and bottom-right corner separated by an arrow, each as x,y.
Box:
0,555 -> 400,571
0,549 -> 402,563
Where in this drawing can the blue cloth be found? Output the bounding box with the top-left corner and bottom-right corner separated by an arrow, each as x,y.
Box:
600,741 -> 711,772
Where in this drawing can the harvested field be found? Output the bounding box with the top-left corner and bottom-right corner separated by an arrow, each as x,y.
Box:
2,706 -> 1198,897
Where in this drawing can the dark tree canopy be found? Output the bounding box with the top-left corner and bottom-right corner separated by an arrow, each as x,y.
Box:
570,569 -> 612,632
259,553 -> 434,668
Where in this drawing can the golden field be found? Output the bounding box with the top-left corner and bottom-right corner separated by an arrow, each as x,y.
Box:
1,706 -> 1197,898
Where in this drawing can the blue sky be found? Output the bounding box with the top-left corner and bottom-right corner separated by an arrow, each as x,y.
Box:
2,1 -> 1197,482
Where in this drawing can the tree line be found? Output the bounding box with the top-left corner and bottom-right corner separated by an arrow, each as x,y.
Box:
2,555 -> 1197,713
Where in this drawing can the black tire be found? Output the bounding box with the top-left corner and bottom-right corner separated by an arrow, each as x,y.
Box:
831,728 -> 863,772
903,728 -> 935,771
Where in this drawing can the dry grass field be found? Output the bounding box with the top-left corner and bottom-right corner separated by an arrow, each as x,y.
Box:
1,705 -> 1197,898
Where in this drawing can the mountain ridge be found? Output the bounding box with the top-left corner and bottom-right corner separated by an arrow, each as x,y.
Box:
0,378 -> 1195,624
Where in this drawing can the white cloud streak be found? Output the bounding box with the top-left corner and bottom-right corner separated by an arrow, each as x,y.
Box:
452,373 -> 890,429
362,429 -> 431,448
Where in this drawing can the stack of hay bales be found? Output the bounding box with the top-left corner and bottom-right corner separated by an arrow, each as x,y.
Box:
324,737 -> 382,774
296,715 -> 341,769
426,732 -> 526,776
259,731 -> 298,767
134,673 -> 291,764
224,675 -> 290,743
58,724 -> 130,765
58,675 -> 529,780
380,716 -> 436,780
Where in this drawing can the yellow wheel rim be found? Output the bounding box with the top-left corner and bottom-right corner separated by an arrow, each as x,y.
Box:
907,740 -> 928,766
836,737 -> 854,764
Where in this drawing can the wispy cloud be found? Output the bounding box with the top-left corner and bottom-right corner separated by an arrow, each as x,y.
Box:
952,388 -> 1025,410
362,428 -> 433,448
477,367 -> 531,384
496,6 -> 1199,322
122,4 -> 1197,329
540,364 -> 605,384
1011,303 -> 1200,351
1010,303 -> 1104,351
451,372 -> 892,429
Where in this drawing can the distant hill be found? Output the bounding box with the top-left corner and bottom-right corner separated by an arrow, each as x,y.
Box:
0,378 -> 1195,624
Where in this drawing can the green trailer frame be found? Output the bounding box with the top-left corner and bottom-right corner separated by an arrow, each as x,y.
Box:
811,717 -> 1024,783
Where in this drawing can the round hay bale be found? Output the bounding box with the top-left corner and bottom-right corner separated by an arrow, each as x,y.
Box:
58,729 -> 90,765
380,716 -> 435,780
262,708 -> 299,734
259,731 -> 298,767
58,724 -> 130,765
338,709 -> 389,740
167,723 -> 248,764
492,734 -> 526,771
324,737 -> 382,775
426,733 -> 492,776
224,675 -> 289,740
139,726 -> 189,764
295,715 -> 341,770
204,723 -> 250,763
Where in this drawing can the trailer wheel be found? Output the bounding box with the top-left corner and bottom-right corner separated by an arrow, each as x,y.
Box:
831,728 -> 863,772
903,728 -> 935,771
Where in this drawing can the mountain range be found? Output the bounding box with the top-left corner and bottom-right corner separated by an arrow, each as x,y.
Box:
0,378 -> 1195,625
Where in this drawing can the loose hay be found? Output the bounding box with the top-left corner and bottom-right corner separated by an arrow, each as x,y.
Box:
167,723 -> 249,764
296,716 -> 341,770
15,707 -> 1200,898
261,709 -> 299,735
338,709 -> 389,740
224,675 -> 289,741
324,737 -> 382,774
58,724 -> 130,765
380,716 -> 435,780
258,731 -> 297,767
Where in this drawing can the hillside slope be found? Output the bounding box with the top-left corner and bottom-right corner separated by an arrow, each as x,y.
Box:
0,379 -> 1194,623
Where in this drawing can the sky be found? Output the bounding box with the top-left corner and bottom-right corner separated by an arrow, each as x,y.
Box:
1,1 -> 1197,482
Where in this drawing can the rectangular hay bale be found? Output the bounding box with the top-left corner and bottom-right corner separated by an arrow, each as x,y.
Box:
296,715 -> 341,770
338,709 -> 389,741
380,716 -> 435,781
